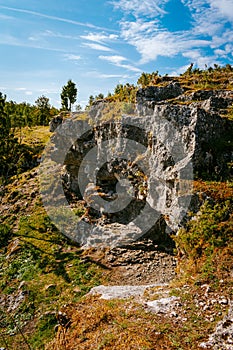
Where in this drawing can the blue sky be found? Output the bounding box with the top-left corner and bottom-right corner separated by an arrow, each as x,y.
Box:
0,0 -> 233,108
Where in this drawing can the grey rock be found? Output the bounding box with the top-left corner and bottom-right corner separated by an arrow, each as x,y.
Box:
136,82 -> 183,116
200,301 -> 233,350
88,284 -> 161,300
46,87 -> 233,248
146,296 -> 178,314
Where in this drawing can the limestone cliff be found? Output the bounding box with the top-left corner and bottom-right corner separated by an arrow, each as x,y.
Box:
46,83 -> 233,247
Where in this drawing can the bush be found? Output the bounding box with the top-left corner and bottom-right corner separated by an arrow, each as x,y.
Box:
174,199 -> 233,284
0,224 -> 12,248
175,200 -> 233,259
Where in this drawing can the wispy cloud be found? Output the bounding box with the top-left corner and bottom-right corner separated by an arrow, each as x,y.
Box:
38,88 -> 59,94
80,32 -> 118,43
83,42 -> 113,52
0,33 -> 67,52
114,0 -> 233,66
120,20 -> 211,63
210,0 -> 233,21
30,30 -> 80,41
99,55 -> 141,72
63,54 -> 81,61
15,87 -> 27,91
84,70 -> 130,79
0,6 -> 117,32
14,87 -> 33,95
99,55 -> 126,65
0,13 -> 14,20
112,0 -> 169,17
182,49 -> 217,68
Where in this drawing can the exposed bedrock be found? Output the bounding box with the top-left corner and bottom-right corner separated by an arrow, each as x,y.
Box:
47,86 -> 232,247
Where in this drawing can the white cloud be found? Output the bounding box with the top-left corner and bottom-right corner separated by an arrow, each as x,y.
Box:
115,0 -> 233,65
0,6 -> 116,32
182,50 -> 218,68
0,33 -> 67,52
38,88 -> 58,94
15,87 -> 27,91
83,42 -> 113,51
120,20 -> 211,63
0,14 -> 14,20
84,70 -> 130,79
99,55 -> 141,72
120,64 -> 141,72
80,33 -> 118,43
41,30 -> 80,41
80,32 -> 118,52
99,55 -> 126,64
209,0 -> 233,21
63,54 -> 81,60
181,0 -> 232,36
112,0 -> 169,17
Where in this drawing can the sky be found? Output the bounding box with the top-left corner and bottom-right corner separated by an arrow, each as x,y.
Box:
0,0 -> 233,109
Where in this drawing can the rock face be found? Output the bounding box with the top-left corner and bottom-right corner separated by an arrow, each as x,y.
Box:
136,82 -> 183,114
46,85 -> 233,247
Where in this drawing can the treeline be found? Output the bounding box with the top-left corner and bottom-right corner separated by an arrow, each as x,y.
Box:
1,78 -> 80,130
0,94 -> 59,183
0,79 -> 80,182
182,62 -> 233,75
0,92 -> 34,181
5,95 -> 59,129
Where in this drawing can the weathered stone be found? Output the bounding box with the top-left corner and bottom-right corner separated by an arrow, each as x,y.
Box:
200,301 -> 233,349
48,87 -> 233,247
136,82 -> 184,116
88,284 -> 162,300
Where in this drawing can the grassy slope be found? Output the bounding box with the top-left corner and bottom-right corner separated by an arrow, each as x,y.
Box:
0,127 -> 106,349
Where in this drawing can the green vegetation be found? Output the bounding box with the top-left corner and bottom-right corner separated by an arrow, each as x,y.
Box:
0,93 -> 36,183
173,181 -> 233,287
85,63 -> 233,116
5,97 -> 59,129
175,198 -> 233,283
60,79 -> 78,111
0,172 -> 104,349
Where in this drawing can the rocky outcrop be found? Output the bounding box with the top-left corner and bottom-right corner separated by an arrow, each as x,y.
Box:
49,114 -> 63,132
44,85 -> 233,247
136,82 -> 183,115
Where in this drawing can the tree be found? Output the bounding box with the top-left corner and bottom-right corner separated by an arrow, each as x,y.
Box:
183,63 -> 194,76
0,93 -> 18,179
61,80 -> 77,111
95,93 -> 104,100
0,93 -> 10,140
137,73 -> 150,88
35,95 -> 51,125
75,104 -> 82,112
85,95 -> 94,110
114,84 -> 123,95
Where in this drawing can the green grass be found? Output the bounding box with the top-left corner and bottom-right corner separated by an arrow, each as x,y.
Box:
0,171 -> 105,349
15,126 -> 51,148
